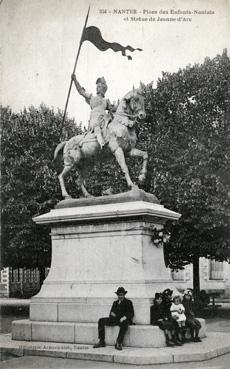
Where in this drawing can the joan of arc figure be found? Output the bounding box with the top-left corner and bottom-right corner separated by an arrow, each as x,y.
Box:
72,74 -> 114,149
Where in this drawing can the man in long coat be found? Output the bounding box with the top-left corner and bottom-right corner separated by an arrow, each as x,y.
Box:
93,287 -> 134,350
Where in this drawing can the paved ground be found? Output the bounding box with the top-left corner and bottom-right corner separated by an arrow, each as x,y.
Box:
207,319 -> 230,333
1,353 -> 230,369
0,299 -> 30,335
0,298 -> 30,306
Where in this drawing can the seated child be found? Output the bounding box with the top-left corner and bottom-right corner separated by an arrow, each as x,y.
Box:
161,288 -> 182,346
150,292 -> 175,346
170,295 -> 186,343
183,289 -> 202,342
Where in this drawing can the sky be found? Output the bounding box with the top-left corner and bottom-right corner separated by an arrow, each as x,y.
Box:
1,0 -> 230,127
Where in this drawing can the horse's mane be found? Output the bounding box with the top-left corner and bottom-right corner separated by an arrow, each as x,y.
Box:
115,89 -> 143,115
122,89 -> 142,100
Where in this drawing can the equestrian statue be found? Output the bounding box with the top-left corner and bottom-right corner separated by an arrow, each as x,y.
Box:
54,75 -> 148,199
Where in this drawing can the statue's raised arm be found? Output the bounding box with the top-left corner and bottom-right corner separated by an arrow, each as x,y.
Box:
71,74 -> 92,104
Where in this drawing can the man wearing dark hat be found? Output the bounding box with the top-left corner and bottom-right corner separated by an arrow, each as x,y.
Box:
93,287 -> 134,350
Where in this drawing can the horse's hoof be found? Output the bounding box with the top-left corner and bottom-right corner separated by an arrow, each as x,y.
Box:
85,194 -> 94,198
64,195 -> 72,200
102,187 -> 113,196
138,174 -> 146,183
130,184 -> 139,191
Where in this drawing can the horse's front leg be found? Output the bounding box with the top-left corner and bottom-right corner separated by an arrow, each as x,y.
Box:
114,147 -> 137,189
128,148 -> 148,183
77,168 -> 94,198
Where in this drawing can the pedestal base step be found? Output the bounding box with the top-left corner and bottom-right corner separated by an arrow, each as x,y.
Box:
12,319 -> 206,348
1,332 -> 230,365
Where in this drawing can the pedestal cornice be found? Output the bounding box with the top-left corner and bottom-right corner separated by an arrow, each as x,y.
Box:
33,190 -> 181,225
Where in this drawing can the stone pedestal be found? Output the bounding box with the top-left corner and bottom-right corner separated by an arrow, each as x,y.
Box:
12,189 -> 197,347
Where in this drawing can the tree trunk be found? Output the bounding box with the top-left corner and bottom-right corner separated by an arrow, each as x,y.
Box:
39,266 -> 46,288
193,255 -> 200,306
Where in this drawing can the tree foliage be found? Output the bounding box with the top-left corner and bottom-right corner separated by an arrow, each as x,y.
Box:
1,105 -> 81,269
142,50 -> 230,271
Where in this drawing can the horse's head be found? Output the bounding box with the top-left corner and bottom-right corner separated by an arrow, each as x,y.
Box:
119,88 -> 146,121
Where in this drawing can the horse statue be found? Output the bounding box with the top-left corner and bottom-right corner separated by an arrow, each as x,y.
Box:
54,88 -> 148,199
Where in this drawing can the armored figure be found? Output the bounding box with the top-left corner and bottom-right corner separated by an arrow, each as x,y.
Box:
72,74 -> 114,149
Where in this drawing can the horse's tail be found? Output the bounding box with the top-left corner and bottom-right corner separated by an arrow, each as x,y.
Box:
53,141 -> 66,161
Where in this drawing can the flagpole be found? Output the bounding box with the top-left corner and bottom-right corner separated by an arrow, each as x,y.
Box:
61,5 -> 90,138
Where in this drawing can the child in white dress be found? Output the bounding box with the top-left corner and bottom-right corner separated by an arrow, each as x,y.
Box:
170,295 -> 187,343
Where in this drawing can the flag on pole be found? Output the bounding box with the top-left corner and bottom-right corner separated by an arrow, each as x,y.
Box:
82,26 -> 142,60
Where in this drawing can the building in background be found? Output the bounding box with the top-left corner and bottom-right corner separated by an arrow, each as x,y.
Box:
172,258 -> 230,298
0,268 -> 9,297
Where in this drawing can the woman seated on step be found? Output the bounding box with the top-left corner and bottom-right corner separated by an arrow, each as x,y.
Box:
150,292 -> 176,347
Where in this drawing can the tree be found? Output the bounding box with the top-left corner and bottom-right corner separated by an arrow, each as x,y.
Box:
1,104 -> 82,284
140,50 -> 230,299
